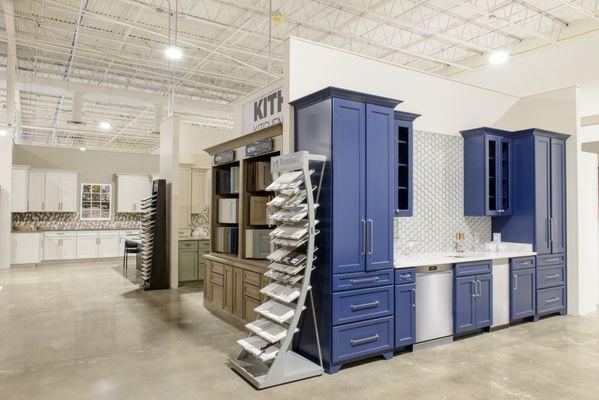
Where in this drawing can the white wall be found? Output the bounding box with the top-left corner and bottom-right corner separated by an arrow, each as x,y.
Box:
178,123 -> 236,168
160,116 -> 180,288
286,37 -> 519,135
579,151 -> 598,314
455,29 -> 599,118
493,86 -> 593,316
0,136 -> 13,269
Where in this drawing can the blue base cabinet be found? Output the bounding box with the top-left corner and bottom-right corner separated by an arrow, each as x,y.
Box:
292,87 -> 420,373
510,257 -> 536,321
394,268 -> 416,348
453,261 -> 493,335
492,129 -> 569,318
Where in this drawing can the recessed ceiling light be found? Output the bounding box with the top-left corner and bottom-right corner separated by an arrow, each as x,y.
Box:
99,121 -> 111,130
0,129 -> 7,137
271,11 -> 284,24
80,147 -> 86,152
489,50 -> 510,65
164,46 -> 183,60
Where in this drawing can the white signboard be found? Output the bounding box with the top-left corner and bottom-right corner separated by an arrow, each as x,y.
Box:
242,87 -> 283,135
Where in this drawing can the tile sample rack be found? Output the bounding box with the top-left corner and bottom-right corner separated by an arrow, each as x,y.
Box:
231,151 -> 326,389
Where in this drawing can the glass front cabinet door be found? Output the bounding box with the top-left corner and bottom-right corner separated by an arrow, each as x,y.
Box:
462,128 -> 512,217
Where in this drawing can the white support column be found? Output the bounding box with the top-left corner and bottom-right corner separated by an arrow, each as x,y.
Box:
0,134 -> 13,269
70,91 -> 84,124
159,115 -> 180,288
153,104 -> 162,134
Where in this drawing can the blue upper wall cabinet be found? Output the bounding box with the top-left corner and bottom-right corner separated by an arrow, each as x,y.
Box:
292,87 -> 417,373
461,127 -> 513,217
394,111 -> 419,217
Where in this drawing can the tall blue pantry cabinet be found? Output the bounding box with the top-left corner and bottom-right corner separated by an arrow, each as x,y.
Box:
291,87 -> 408,373
492,129 -> 569,318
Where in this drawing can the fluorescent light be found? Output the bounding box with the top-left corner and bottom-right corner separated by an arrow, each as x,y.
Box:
164,46 -> 183,60
80,147 -> 86,152
99,121 -> 111,130
489,50 -> 510,65
0,129 -> 7,137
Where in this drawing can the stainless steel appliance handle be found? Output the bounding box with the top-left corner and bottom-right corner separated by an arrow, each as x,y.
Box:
361,219 -> 366,257
350,334 -> 379,346
368,219 -> 373,257
350,300 -> 380,311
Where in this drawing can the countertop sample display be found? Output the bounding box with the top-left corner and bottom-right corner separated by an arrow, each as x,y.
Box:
178,237 -> 210,241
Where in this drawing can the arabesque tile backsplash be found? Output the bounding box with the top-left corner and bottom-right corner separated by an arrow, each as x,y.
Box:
394,130 -> 491,254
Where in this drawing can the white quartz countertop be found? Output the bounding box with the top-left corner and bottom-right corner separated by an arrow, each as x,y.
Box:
395,250 -> 537,269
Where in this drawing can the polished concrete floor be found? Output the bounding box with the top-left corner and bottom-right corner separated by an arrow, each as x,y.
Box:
1,261 -> 598,400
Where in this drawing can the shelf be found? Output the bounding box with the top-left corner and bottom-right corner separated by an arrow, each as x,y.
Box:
255,299 -> 300,323
245,318 -> 297,343
260,281 -> 303,303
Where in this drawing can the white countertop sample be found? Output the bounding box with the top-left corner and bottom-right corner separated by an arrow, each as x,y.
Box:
394,251 -> 537,268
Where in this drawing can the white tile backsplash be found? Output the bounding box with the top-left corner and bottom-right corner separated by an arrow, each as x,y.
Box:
395,130 -> 491,254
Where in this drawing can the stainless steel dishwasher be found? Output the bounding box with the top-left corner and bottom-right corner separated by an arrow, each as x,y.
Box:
415,264 -> 454,348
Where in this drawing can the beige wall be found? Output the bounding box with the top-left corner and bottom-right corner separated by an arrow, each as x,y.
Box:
13,145 -> 160,184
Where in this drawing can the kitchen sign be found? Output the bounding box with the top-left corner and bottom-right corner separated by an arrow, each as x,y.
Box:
242,87 -> 283,135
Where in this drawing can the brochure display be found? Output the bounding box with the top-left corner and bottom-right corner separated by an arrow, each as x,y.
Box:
230,151 -> 326,389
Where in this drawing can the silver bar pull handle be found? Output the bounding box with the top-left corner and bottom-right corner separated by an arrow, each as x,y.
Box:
350,334 -> 379,346
361,219 -> 366,257
513,274 -> 518,291
545,297 -> 561,304
545,274 -> 560,280
547,218 -> 552,244
368,219 -> 373,257
544,257 -> 561,262
350,276 -> 380,285
350,300 -> 380,311
472,281 -> 477,298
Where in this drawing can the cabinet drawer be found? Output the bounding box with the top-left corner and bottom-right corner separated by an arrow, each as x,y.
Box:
537,254 -> 565,266
210,272 -> 224,286
243,270 -> 261,287
537,286 -> 566,315
536,265 -> 565,289
511,257 -> 536,271
394,268 -> 415,284
332,286 -> 393,326
211,261 -> 224,275
332,316 -> 394,364
455,261 -> 492,277
243,283 -> 261,301
179,240 -> 199,250
333,270 -> 394,292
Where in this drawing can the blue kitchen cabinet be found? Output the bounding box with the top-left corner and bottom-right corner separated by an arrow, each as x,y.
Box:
453,261 -> 493,335
492,129 -> 569,317
395,283 -> 416,347
394,111 -> 419,217
510,266 -> 536,321
292,87 -> 419,373
461,128 -> 512,216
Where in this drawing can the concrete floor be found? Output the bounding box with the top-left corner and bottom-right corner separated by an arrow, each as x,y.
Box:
1,261 -> 598,400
